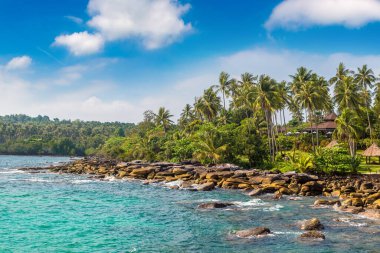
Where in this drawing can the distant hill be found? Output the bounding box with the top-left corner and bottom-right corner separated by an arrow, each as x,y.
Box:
0,114 -> 135,156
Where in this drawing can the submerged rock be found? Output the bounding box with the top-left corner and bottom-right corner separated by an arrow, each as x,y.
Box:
314,199 -> 340,206
247,188 -> 263,196
196,182 -> 215,191
299,218 -> 324,230
235,227 -> 271,238
360,209 -> 380,219
197,202 -> 234,209
299,231 -> 325,240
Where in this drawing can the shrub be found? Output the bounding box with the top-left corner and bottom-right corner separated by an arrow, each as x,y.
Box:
314,147 -> 361,174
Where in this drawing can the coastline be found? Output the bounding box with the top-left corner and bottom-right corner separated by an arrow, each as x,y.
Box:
23,157 -> 380,220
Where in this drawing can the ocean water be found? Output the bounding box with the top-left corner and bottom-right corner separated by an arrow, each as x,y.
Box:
0,155 -> 379,253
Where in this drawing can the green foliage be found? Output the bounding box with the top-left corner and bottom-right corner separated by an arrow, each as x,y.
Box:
0,114 -> 134,156
286,151 -> 315,173
314,147 -> 361,174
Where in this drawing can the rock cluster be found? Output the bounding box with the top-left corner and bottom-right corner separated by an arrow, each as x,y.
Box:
47,158 -> 380,215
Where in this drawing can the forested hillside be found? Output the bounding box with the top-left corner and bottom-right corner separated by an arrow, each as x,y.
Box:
0,115 -> 134,156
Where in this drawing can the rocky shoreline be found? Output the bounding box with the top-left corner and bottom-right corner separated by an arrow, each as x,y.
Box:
25,157 -> 380,220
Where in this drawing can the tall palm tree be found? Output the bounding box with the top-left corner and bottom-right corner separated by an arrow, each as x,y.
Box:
294,77 -> 321,150
197,88 -> 222,122
329,63 -> 353,86
251,75 -> 279,161
335,109 -> 361,158
154,107 -> 173,133
231,73 -> 256,117
354,64 -> 376,140
290,67 -> 313,96
213,71 -> 232,111
312,75 -> 332,146
179,104 -> 194,128
277,81 -> 290,133
333,76 -> 362,113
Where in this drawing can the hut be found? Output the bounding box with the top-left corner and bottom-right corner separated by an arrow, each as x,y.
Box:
362,143 -> 380,164
305,112 -> 337,134
325,140 -> 338,148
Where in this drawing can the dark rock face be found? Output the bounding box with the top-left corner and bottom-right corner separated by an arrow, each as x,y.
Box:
299,218 -> 324,230
299,231 -> 325,240
235,227 -> 271,238
197,202 -> 234,209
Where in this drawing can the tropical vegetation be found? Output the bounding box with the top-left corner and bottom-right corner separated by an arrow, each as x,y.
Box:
3,63 -> 380,174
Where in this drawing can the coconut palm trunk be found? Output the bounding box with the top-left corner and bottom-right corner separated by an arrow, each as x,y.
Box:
309,109 -> 315,151
365,96 -> 373,141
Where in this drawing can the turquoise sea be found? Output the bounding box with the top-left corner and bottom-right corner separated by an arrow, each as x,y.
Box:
0,155 -> 379,252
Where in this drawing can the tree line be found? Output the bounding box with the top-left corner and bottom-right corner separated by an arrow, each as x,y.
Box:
0,115 -> 134,156
101,63 -> 380,171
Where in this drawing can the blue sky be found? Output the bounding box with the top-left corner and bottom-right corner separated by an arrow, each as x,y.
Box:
1,0 -> 380,122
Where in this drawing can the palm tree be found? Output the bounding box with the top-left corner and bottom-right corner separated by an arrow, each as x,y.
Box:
354,64 -> 376,140
294,77 -> 320,150
196,88 -> 222,122
277,81 -> 290,133
312,75 -> 332,146
179,104 -> 194,127
231,73 -> 256,118
290,67 -> 313,96
333,76 -> 362,113
335,109 -> 361,158
194,131 -> 227,164
329,63 -> 353,86
213,71 -> 232,111
251,75 -> 279,161
154,107 -> 173,132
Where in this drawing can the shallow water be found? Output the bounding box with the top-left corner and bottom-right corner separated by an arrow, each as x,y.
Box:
0,155 -> 379,252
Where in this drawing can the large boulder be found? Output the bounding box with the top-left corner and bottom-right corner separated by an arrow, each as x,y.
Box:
366,193 -> 380,204
198,202 -> 234,209
130,167 -> 156,176
299,218 -> 324,230
205,171 -> 234,180
299,231 -> 325,240
235,227 -> 271,238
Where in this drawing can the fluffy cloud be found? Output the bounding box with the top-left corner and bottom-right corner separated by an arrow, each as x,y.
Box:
5,56 -> 32,70
54,0 -> 192,55
87,0 -> 192,49
265,0 -> 380,30
53,31 -> 105,56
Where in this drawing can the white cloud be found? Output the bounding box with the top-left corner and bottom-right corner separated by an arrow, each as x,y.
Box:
53,31 -> 105,56
265,0 -> 380,30
5,56 -> 32,70
54,0 -> 192,55
87,0 -> 192,49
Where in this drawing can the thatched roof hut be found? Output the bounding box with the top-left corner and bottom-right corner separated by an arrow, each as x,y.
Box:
363,143 -> 380,164
362,143 -> 380,157
325,140 -> 338,148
